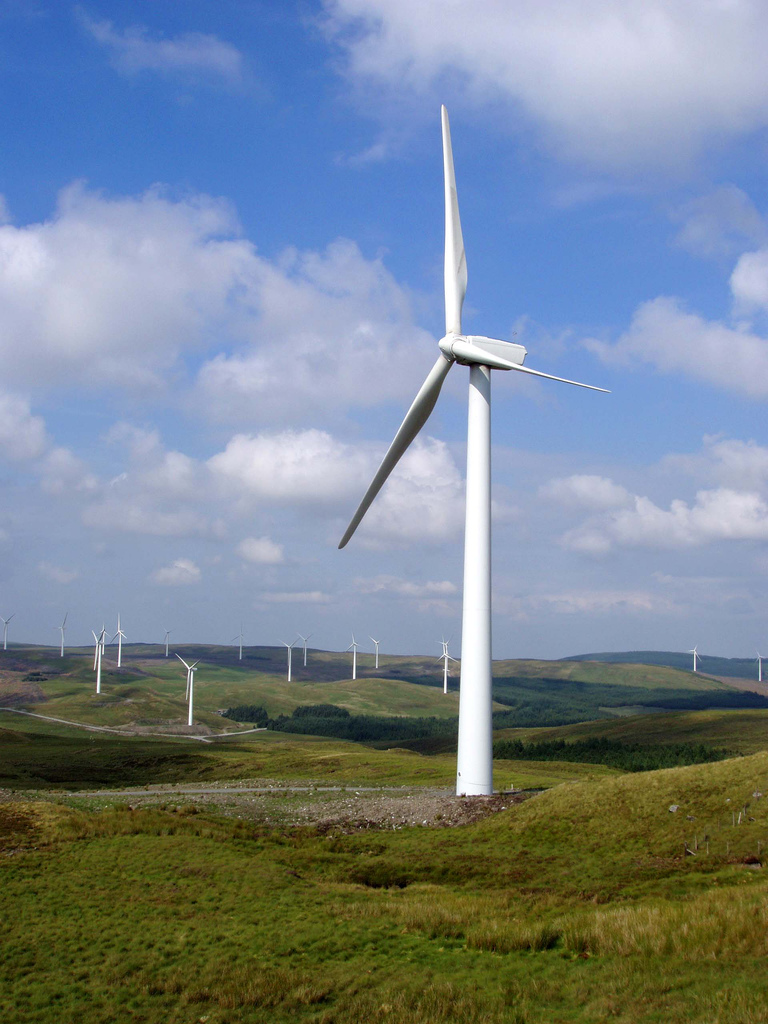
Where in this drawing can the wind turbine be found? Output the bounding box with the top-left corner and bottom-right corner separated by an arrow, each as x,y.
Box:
92,627 -> 106,694
112,613 -> 127,669
298,633 -> 313,668
689,646 -> 699,673
163,628 -> 171,657
176,654 -> 199,726
1,613 -> 14,651
338,107 -> 607,796
757,651 -> 763,683
438,638 -> 458,695
369,635 -> 380,671
232,624 -> 244,661
57,612 -> 68,657
346,634 -> 359,680
281,639 -> 297,682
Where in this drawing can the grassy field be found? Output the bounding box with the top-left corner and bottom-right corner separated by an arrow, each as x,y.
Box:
4,754 -> 768,1022
496,707 -> 768,754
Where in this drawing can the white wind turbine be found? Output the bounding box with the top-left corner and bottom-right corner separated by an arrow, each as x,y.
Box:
298,633 -> 313,668
176,654 -> 199,726
438,638 -> 458,695
163,629 -> 171,657
689,646 -> 699,673
339,107 -> 607,796
92,627 -> 106,693
346,634 -> 359,680
369,635 -> 380,671
757,650 -> 763,683
232,624 -> 244,661
57,612 -> 68,658
112,613 -> 127,669
281,639 -> 297,682
1,613 -> 14,652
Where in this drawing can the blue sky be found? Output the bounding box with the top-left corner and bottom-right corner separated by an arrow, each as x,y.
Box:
2,0 -> 768,660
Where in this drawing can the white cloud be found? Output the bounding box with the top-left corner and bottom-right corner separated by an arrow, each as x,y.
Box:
261,590 -> 331,604
563,487 -> 768,554
730,248 -> 768,312
83,499 -> 211,538
358,437 -> 465,548
355,574 -> 457,598
0,183 -> 252,391
208,429 -> 369,505
237,536 -> 284,564
38,447 -> 97,495
37,561 -> 78,584
151,558 -> 201,586
586,296 -> 768,398
324,0 -> 768,169
80,12 -> 244,85
665,436 -> 768,491
0,393 -> 47,460
196,238 -> 435,424
540,474 -> 632,510
672,186 -> 766,259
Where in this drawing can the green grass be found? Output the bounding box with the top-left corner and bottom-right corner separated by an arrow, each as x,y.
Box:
5,754 -> 768,1022
495,707 -> 768,754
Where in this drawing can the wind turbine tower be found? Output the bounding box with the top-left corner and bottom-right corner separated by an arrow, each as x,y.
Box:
163,629 -> 171,657
689,647 -> 698,673
92,627 -> 106,694
113,614 -> 127,669
298,633 -> 313,668
233,624 -> 244,661
1,613 -> 14,652
757,651 -> 763,683
347,634 -> 359,680
438,638 -> 458,695
176,655 -> 199,726
281,639 -> 297,682
369,636 -> 380,671
57,612 -> 68,658
338,107 -> 606,795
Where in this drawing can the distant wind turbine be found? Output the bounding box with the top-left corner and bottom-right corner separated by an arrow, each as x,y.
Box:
757,651 -> 763,684
163,629 -> 171,658
92,627 -> 106,693
438,638 -> 458,694
369,636 -> 380,671
176,654 -> 199,726
112,613 -> 126,668
1,613 -> 14,651
298,633 -> 313,668
689,646 -> 699,673
347,634 -> 359,681
232,624 -> 244,661
338,107 -> 607,796
281,639 -> 297,682
57,612 -> 68,658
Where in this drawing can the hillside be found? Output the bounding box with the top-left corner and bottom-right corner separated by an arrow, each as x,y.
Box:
567,649 -> 763,681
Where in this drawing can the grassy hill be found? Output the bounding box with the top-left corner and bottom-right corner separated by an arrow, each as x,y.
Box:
4,753 -> 768,1022
567,649 -> 763,681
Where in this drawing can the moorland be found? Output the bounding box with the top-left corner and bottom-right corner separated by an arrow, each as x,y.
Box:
2,641 -> 768,1023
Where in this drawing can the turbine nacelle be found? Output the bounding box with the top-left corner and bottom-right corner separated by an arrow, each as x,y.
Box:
439,333 -> 527,368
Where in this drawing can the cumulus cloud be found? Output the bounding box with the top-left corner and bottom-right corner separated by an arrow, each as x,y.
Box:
37,561 -> 78,584
237,536 -> 284,564
0,393 -> 48,461
151,558 -> 201,586
324,0 -> 768,169
196,238 -> 434,424
0,183 -> 252,391
563,487 -> 768,554
80,11 -> 244,85
355,574 -> 457,598
672,186 -> 766,259
586,296 -> 768,398
664,436 -> 768,491
540,474 -> 632,510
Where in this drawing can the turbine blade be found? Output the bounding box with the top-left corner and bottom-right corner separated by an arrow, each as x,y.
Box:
442,106 -> 467,335
339,353 -> 453,548
449,338 -> 609,392
176,654 -> 191,671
